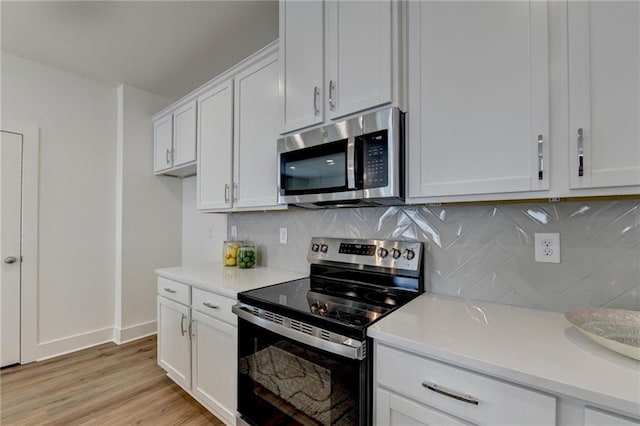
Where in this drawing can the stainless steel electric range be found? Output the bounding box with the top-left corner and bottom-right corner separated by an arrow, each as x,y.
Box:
232,237 -> 424,426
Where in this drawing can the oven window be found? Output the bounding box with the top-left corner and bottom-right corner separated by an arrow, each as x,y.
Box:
280,140 -> 348,194
238,319 -> 365,426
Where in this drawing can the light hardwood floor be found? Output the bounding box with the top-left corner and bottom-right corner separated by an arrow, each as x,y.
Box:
0,335 -> 224,425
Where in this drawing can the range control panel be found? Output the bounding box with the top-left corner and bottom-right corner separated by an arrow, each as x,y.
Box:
307,237 -> 422,272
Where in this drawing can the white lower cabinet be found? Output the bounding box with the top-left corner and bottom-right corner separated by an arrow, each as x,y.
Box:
157,280 -> 237,425
375,343 -> 556,426
584,407 -> 640,426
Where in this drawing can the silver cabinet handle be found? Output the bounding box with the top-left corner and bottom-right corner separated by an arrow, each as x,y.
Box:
224,183 -> 230,204
4,256 -> 17,264
180,313 -> 187,336
165,148 -> 171,164
313,86 -> 320,116
577,128 -> 584,177
163,287 -> 177,294
203,302 -> 220,309
329,80 -> 336,111
233,183 -> 238,203
537,134 -> 544,181
422,382 -> 479,406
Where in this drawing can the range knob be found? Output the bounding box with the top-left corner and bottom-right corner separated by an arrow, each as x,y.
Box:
391,248 -> 402,259
403,249 -> 416,260
320,244 -> 329,253
377,247 -> 389,258
310,302 -> 319,313
318,303 -> 328,316
311,243 -> 320,252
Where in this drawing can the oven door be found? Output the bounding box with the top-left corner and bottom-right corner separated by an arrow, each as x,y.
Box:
237,317 -> 370,426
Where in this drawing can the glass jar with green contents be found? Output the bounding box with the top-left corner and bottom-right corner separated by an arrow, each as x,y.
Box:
237,245 -> 256,269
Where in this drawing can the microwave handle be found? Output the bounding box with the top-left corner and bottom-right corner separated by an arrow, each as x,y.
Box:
347,137 -> 356,189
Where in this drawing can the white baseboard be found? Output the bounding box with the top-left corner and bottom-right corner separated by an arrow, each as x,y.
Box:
36,326 -> 114,361
113,320 -> 157,345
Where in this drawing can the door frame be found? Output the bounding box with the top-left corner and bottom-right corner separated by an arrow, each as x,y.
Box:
2,122 -> 39,364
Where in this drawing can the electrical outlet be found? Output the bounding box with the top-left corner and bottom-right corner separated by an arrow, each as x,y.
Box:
230,226 -> 237,239
534,233 -> 560,263
279,227 -> 288,244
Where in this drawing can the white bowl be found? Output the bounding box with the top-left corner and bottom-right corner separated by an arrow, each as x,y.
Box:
565,308 -> 640,361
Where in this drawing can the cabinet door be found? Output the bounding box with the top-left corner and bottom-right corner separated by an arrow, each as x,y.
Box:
408,1 -> 550,199
376,388 -> 470,426
191,311 -> 237,425
153,114 -> 173,173
584,407 -> 639,426
157,296 -> 191,389
326,0 -> 392,120
173,100 -> 197,167
280,0 -> 324,133
197,81 -> 234,211
568,1 -> 640,190
233,53 -> 281,209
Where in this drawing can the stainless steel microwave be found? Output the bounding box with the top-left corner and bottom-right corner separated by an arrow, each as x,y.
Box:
277,107 -> 404,208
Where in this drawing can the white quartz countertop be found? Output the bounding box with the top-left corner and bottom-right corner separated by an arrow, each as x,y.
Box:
369,293 -> 640,417
155,263 -> 307,299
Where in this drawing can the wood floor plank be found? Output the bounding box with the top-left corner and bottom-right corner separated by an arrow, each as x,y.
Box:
0,336 -> 224,425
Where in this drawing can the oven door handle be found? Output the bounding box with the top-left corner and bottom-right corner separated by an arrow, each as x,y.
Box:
232,304 -> 366,360
346,136 -> 357,190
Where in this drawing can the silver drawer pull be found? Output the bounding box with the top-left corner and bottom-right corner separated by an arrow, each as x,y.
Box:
422,382 -> 479,406
577,128 -> 584,177
163,287 -> 177,294
203,302 -> 220,309
537,134 -> 544,181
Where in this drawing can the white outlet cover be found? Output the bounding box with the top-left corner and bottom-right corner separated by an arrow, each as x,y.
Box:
534,233 -> 560,263
280,227 -> 288,244
230,225 -> 238,239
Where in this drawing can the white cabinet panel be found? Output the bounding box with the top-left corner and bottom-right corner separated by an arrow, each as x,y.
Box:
584,407 -> 640,426
173,100 -> 197,167
280,0 -> 324,133
153,114 -> 173,173
408,0 -> 549,199
326,0 -> 392,119
233,54 -> 281,209
568,1 -> 640,190
197,81 -> 234,211
377,388 -> 470,426
192,310 -> 237,425
157,296 -> 191,389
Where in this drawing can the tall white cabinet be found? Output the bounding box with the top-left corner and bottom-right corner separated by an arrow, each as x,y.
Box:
568,1 -> 640,190
407,0 -> 550,200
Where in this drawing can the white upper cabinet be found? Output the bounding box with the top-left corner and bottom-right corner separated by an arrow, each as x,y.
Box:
326,0 -> 392,120
407,0 -> 550,201
172,101 -> 197,167
153,113 -> 173,173
153,100 -> 197,176
197,81 -> 234,211
568,1 -> 640,190
280,0 -> 399,133
280,0 -> 324,133
234,54 -> 281,209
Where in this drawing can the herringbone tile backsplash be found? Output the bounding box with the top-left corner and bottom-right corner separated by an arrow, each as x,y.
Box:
228,200 -> 640,313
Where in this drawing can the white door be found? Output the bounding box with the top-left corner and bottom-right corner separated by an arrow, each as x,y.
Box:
173,100 -> 197,167
153,114 -> 173,173
157,296 -> 191,389
197,81 -> 234,211
568,1 -> 640,189
407,0 -> 549,199
1,131 -> 23,367
376,388 -> 470,426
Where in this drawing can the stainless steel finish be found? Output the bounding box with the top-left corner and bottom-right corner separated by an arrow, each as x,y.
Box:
422,382 -> 479,406
203,302 -> 219,309
233,304 -> 367,360
165,148 -> 171,164
537,134 -> 544,181
4,256 -> 17,264
180,313 -> 187,336
236,415 -> 250,426
346,137 -> 356,189
163,287 -> 177,293
329,80 -> 336,111
307,237 -> 422,274
277,107 -> 403,207
313,86 -> 320,116
577,128 -> 584,177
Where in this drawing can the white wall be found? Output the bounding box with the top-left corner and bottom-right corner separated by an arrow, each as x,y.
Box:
1,52 -> 117,358
114,84 -> 182,343
182,176 -> 226,264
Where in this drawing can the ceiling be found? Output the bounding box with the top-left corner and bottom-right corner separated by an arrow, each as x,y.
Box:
1,1 -> 279,101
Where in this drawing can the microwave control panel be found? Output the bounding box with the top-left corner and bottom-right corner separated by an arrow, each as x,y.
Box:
361,130 -> 388,189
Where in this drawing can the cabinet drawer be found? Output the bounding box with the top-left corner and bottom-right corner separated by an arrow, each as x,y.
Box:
157,277 -> 190,305
192,287 -> 237,326
376,344 -> 556,425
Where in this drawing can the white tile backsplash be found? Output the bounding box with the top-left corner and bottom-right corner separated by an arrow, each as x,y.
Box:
227,200 -> 640,313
